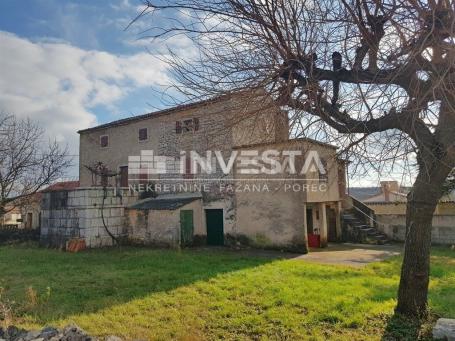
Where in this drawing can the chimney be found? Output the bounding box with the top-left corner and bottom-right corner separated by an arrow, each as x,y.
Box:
380,181 -> 399,202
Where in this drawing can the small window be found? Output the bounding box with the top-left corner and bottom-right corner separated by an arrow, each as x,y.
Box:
139,166 -> 148,184
119,166 -> 128,187
183,156 -> 193,179
176,121 -> 182,134
176,118 -> 199,134
183,119 -> 193,132
194,117 -> 199,131
100,135 -> 108,148
138,128 -> 148,141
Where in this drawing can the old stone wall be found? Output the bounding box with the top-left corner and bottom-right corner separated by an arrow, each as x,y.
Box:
79,93 -> 286,188
40,187 -> 138,248
125,199 -> 204,247
376,214 -> 455,244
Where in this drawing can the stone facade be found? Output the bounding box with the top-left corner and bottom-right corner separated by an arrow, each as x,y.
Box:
125,198 -> 204,247
40,187 -> 137,248
78,92 -> 287,187
232,139 -> 344,250
371,203 -> 455,245
40,92 -> 347,251
360,198 -> 455,245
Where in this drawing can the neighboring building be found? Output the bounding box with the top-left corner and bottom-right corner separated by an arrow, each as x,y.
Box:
20,194 -> 41,229
20,181 -> 81,230
350,181 -> 455,244
1,205 -> 22,227
41,92 -> 348,251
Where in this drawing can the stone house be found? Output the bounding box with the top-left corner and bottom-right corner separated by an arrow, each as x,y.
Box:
41,92 -> 348,251
0,205 -> 22,227
350,181 -> 455,244
20,181 -> 80,230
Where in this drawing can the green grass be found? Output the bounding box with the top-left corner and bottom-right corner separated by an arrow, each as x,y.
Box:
0,244 -> 454,340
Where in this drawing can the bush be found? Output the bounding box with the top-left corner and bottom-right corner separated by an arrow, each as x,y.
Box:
0,226 -> 40,245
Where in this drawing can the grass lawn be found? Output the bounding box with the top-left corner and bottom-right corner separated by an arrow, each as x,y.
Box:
0,244 -> 454,340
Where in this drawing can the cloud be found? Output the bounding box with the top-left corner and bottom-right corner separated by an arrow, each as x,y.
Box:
0,31 -> 169,175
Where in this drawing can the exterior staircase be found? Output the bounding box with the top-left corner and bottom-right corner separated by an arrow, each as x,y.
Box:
341,212 -> 389,245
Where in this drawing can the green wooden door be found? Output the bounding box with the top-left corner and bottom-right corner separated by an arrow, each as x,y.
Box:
180,210 -> 194,246
205,209 -> 224,246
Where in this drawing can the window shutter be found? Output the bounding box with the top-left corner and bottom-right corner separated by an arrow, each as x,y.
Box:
183,156 -> 194,179
139,128 -> 147,141
193,118 -> 199,131
119,166 -> 128,187
176,121 -> 182,134
100,135 -> 108,147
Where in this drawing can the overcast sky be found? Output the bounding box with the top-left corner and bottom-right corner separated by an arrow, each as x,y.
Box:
0,0 -> 412,186
0,0 -> 183,178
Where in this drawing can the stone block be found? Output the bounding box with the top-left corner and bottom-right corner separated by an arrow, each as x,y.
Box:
84,209 -> 94,219
41,218 -> 49,227
83,197 -> 92,206
78,217 -> 89,229
433,318 -> 455,341
94,218 -> 104,228
89,236 -> 101,248
89,190 -> 98,198
50,210 -> 60,219
68,197 -> 77,206
85,227 -> 98,237
100,236 -> 114,247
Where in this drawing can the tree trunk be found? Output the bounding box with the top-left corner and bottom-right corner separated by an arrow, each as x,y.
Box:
396,163 -> 451,317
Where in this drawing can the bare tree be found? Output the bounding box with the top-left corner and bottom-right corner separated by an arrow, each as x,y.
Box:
134,0 -> 455,317
0,114 -> 71,216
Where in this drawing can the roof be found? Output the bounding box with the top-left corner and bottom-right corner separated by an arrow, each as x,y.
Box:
364,191 -> 408,203
349,186 -> 410,202
78,94 -> 235,134
350,185 -> 455,204
233,137 -> 338,150
41,181 -> 80,192
349,187 -> 383,201
128,193 -> 201,210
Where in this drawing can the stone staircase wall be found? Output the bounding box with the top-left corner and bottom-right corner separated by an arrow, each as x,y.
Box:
40,187 -> 138,248
342,212 -> 389,245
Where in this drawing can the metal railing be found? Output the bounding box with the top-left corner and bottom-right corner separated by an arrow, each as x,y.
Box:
351,196 -> 378,228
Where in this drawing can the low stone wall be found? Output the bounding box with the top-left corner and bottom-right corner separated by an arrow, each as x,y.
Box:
376,214 -> 455,245
40,187 -> 138,248
0,226 -> 40,245
125,198 -> 204,247
126,209 -> 180,247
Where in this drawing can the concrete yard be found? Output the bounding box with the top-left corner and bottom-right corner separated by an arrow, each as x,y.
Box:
197,243 -> 403,267
298,243 -> 402,267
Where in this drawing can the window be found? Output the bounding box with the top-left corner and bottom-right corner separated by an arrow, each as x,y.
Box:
139,172 -> 148,184
194,117 -> 199,131
183,119 -> 193,132
176,121 -> 182,134
176,118 -> 199,134
183,155 -> 193,179
119,166 -> 128,187
138,128 -> 148,141
100,135 -> 108,148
